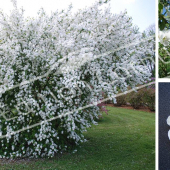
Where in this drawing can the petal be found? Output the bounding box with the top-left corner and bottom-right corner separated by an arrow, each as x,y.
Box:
168,130 -> 170,140
167,116 -> 170,126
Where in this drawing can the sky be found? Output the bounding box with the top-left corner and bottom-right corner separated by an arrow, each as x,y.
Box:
0,0 -> 155,32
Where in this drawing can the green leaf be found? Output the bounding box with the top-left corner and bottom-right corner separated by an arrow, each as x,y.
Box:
159,3 -> 163,12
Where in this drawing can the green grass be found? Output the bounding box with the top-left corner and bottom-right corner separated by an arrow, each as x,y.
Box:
0,107 -> 155,170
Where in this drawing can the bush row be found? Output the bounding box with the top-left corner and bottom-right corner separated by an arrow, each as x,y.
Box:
114,88 -> 155,111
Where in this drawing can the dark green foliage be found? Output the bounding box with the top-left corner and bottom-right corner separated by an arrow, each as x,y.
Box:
128,91 -> 143,109
127,87 -> 155,111
142,89 -> 155,111
114,95 -> 126,106
159,0 -> 170,30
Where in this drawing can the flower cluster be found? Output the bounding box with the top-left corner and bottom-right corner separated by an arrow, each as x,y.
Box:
159,30 -> 170,46
0,0 -> 154,158
158,1 -> 170,77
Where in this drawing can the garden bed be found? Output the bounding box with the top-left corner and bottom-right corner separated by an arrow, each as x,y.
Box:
106,104 -> 155,113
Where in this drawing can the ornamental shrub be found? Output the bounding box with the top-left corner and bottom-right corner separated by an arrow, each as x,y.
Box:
0,0 -> 154,158
142,88 -> 155,111
158,1 -> 170,77
128,91 -> 143,109
114,95 -> 126,106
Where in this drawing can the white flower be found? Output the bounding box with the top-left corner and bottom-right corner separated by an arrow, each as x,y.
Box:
167,116 -> 170,126
168,130 -> 170,140
159,30 -> 170,46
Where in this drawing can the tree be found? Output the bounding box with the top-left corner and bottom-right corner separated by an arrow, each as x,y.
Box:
142,24 -> 155,77
0,0 -> 154,158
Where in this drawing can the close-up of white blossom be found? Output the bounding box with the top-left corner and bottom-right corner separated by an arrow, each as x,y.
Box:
159,30 -> 170,46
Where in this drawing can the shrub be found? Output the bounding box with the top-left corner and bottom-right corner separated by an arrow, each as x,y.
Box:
143,88 -> 155,111
114,95 -> 126,106
128,91 -> 143,109
128,87 -> 155,111
0,0 -> 153,158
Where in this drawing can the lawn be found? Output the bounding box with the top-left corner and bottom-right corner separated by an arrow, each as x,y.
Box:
0,107 -> 155,170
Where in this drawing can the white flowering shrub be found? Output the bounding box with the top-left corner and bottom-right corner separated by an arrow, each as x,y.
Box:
159,1 -> 170,77
0,0 -> 154,158
158,30 -> 170,77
